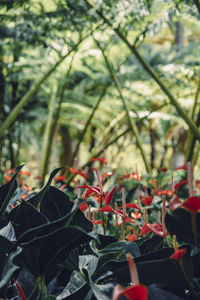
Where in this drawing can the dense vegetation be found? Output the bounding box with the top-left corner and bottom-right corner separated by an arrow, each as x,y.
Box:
1,0 -> 200,299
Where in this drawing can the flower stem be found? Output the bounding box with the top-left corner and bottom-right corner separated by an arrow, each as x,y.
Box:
191,211 -> 198,247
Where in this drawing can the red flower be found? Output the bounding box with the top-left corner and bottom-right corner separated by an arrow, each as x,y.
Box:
195,180 -> 200,191
79,201 -> 88,212
112,284 -> 148,300
170,235 -> 187,261
175,165 -> 187,171
77,185 -> 101,196
181,196 -> 200,213
54,175 -> 67,182
91,157 -> 108,164
131,212 -> 142,219
4,175 -> 11,183
105,185 -> 116,205
169,196 -> 182,211
69,167 -> 88,179
141,195 -> 153,206
127,234 -> 138,242
6,168 -> 15,174
120,203 -> 141,210
140,223 -> 168,238
117,172 -> 142,181
91,219 -> 103,225
174,180 -> 188,191
154,190 -> 172,196
170,248 -> 187,261
18,171 -> 31,176
112,254 -> 148,300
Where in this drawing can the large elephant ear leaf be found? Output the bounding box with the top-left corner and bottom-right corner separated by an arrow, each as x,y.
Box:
0,236 -> 21,292
28,167 -> 62,208
0,165 -> 24,219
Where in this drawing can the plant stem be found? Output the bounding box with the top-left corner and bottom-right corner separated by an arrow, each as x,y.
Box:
191,211 -> 198,247
27,279 -> 39,300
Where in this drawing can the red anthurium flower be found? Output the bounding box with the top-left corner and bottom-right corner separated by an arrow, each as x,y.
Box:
21,194 -> 28,200
91,157 -> 108,164
195,180 -> 200,191
170,235 -> 187,261
69,167 -> 88,179
113,284 -> 148,300
18,171 -> 31,176
141,195 -> 153,206
6,168 -> 15,174
105,185 -> 116,205
117,172 -> 142,182
4,175 -> 11,183
170,249 -> 187,261
54,175 -> 67,182
112,254 -> 148,300
79,201 -> 88,212
120,203 -> 141,210
181,196 -> 200,213
131,212 -> 142,219
12,278 -> 26,300
174,180 -> 188,191
154,190 -> 172,196
140,223 -> 168,238
169,196 -> 182,211
175,165 -> 187,171
101,172 -> 113,186
77,185 -> 101,196
127,234 -> 138,242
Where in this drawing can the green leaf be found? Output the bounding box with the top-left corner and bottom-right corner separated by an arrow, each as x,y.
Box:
0,165 -> 23,219
165,208 -> 200,245
40,186 -> 72,221
28,167 -> 62,208
0,236 -> 21,292
98,241 -> 140,259
19,225 -> 95,278
8,200 -> 48,239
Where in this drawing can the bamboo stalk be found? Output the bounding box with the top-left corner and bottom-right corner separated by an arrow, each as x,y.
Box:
39,86 -> 57,181
186,73 -> 200,162
70,84 -> 108,166
84,0 -> 200,140
94,37 -> 151,174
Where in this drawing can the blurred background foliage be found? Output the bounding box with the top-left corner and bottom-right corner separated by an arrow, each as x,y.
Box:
0,0 -> 200,182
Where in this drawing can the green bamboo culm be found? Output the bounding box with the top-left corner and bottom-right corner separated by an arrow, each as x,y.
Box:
39,86 -> 57,183
70,84 -> 109,167
84,0 -> 200,141
186,73 -> 200,162
94,37 -> 152,174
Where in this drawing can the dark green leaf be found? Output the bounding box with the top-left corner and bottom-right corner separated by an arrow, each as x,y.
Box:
20,225 -> 95,278
28,168 -> 62,208
165,208 -> 200,245
0,165 -> 23,219
0,236 -> 21,291
8,200 -> 48,239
